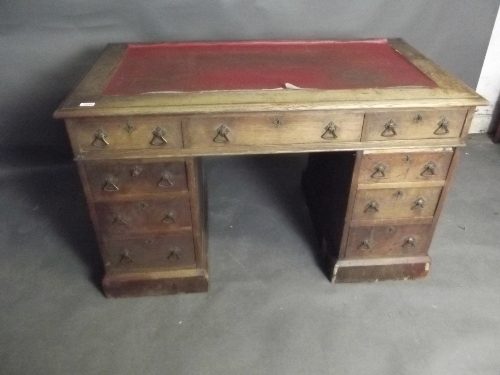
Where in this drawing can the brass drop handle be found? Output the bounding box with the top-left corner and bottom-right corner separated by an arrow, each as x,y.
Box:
102,176 -> 119,192
421,161 -> 437,176
92,129 -> 109,147
213,124 -> 230,143
402,237 -> 416,248
321,122 -> 338,139
434,117 -> 450,135
411,197 -> 426,210
358,239 -> 372,251
162,211 -> 176,224
120,250 -> 133,263
167,246 -> 181,260
158,172 -> 173,187
364,200 -> 380,213
150,127 -> 168,145
112,215 -> 128,225
371,163 -> 387,178
381,120 -> 397,137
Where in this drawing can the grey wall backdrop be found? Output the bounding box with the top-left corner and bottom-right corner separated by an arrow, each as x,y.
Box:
1,0 -> 498,163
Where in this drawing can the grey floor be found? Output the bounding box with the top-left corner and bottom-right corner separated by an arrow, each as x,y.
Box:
1,134 -> 499,375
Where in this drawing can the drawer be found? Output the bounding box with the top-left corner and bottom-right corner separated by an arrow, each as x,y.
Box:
68,116 -> 183,153
95,196 -> 192,235
85,160 -> 188,199
345,224 -> 431,259
183,111 -> 363,148
103,234 -> 196,271
352,186 -> 442,220
358,148 -> 453,184
364,109 -> 467,141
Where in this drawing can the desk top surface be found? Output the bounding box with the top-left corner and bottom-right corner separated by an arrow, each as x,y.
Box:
102,39 -> 436,95
54,39 -> 486,118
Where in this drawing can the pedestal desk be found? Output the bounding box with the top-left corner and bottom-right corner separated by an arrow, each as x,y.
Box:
54,39 -> 486,298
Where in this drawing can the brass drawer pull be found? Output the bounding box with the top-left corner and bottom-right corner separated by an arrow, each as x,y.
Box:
213,124 -> 230,143
112,215 -> 128,225
364,200 -> 380,213
131,165 -> 143,177
167,246 -> 181,260
411,197 -> 426,210
371,163 -> 387,178
120,250 -> 133,263
103,177 -> 119,192
402,237 -> 416,248
358,239 -> 372,251
421,161 -> 437,176
92,129 -> 109,147
434,117 -> 450,135
162,211 -> 176,224
321,122 -> 338,139
381,120 -> 397,137
150,127 -> 168,145
158,172 -> 173,187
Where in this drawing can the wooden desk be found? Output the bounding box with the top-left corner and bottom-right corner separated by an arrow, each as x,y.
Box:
54,39 -> 486,297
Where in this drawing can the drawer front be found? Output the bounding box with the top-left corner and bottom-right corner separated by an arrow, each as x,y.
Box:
364,109 -> 467,141
85,160 -> 188,199
184,111 -> 363,148
69,116 -> 183,152
358,149 -> 453,184
345,224 -> 431,258
352,186 -> 442,220
103,234 -> 196,271
95,196 -> 192,235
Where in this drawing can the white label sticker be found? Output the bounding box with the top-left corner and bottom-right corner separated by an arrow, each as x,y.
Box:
79,102 -> 95,107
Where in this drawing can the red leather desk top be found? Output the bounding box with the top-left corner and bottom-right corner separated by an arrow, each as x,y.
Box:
102,39 -> 437,96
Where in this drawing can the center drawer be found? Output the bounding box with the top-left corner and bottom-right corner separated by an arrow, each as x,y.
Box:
95,196 -> 192,235
183,111 -> 364,148
352,186 -> 442,220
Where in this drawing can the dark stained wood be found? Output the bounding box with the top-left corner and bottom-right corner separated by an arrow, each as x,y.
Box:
363,108 -> 468,141
94,196 -> 192,235
102,233 -> 196,271
358,149 -> 453,184
102,269 -> 209,298
351,186 -> 442,220
333,256 -> 430,282
345,223 -> 431,259
54,40 -> 487,296
85,159 -> 188,200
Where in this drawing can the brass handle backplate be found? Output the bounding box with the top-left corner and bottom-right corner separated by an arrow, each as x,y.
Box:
103,177 -> 119,192
381,120 -> 397,137
167,246 -> 181,260
92,129 -> 109,147
213,124 -> 230,143
434,117 -> 450,135
162,211 -> 176,224
273,118 -> 284,127
150,127 -> 168,145
158,172 -> 173,187
358,239 -> 372,251
364,200 -> 380,213
321,122 -> 338,139
411,197 -> 426,210
421,161 -> 437,176
131,165 -> 143,177
402,237 -> 416,248
371,163 -> 387,178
